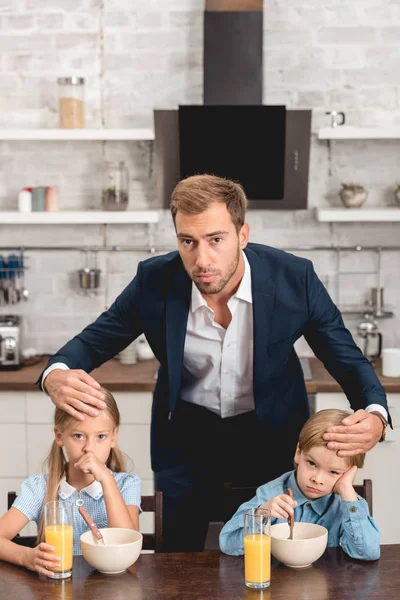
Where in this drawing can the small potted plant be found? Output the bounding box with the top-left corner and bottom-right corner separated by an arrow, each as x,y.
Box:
102,161 -> 129,211
339,182 -> 368,208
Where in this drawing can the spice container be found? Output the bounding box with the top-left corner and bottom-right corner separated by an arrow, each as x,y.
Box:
57,77 -> 85,128
31,187 -> 46,211
18,188 -> 32,212
102,161 -> 129,211
45,186 -> 59,211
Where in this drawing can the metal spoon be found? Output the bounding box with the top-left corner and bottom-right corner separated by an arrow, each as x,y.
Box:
286,487 -> 295,540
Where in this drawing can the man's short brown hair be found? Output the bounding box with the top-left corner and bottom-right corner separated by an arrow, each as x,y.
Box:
170,174 -> 248,233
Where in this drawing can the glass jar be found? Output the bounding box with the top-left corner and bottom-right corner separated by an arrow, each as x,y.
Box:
57,77 -> 85,128
102,161 -> 129,211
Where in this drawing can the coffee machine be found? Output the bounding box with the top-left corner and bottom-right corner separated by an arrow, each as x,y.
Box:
0,315 -> 22,369
357,314 -> 382,365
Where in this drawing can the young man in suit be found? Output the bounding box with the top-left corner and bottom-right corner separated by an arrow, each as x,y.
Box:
41,174 -> 389,552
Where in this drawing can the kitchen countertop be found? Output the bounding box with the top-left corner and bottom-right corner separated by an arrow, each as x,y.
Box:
0,356 -> 399,393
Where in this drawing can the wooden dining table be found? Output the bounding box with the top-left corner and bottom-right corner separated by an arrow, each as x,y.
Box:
0,546 -> 398,600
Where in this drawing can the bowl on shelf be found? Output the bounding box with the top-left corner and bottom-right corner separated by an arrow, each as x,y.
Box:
80,528 -> 142,574
270,522 -> 328,568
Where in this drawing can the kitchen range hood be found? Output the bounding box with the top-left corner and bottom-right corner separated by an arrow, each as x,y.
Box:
155,0 -> 311,209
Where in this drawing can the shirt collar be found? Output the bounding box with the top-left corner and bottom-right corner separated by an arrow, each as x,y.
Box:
287,471 -> 333,517
59,478 -> 103,501
190,250 -> 252,313
235,251 -> 252,304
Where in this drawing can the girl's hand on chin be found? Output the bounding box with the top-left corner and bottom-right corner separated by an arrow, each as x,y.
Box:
74,451 -> 110,483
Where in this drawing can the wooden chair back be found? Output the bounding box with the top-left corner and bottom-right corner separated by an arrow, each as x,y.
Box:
7,492 -> 37,548
141,490 -> 164,552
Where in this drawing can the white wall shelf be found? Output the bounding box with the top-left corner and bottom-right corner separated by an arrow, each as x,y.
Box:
318,127 -> 400,140
0,129 -> 155,141
0,211 -> 160,225
316,207 -> 400,222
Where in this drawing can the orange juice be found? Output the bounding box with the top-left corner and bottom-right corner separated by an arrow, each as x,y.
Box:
45,524 -> 73,572
244,534 -> 271,584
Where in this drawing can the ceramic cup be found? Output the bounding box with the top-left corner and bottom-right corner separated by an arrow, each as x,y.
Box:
381,348 -> 400,377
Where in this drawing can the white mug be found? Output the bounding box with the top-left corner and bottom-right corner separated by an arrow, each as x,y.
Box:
381,348 -> 400,378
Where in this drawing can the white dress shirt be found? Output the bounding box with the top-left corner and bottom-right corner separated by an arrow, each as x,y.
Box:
180,251 -> 254,418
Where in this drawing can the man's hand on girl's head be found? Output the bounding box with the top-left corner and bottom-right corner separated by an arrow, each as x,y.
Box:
45,369 -> 106,421
322,409 -> 383,457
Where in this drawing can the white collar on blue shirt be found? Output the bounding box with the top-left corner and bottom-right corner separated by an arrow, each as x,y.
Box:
59,478 -> 103,501
190,250 -> 252,313
287,470 -> 333,516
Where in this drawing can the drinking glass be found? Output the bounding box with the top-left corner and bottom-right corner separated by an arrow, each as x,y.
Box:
44,500 -> 73,579
244,507 -> 271,589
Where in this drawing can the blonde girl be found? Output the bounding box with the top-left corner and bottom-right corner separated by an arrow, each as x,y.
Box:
0,388 -> 140,576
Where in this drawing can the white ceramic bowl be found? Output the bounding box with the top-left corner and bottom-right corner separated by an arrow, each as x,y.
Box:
270,522 -> 328,568
80,528 -> 143,574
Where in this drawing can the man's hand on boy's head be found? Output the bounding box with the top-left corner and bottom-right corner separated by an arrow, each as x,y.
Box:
322,409 -> 383,457
260,494 -> 297,521
333,465 -> 358,502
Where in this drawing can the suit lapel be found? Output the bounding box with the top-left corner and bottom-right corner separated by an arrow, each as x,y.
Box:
245,247 -> 276,415
165,264 -> 191,414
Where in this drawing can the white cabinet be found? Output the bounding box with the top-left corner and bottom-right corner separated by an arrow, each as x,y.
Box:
0,390 -> 154,537
315,393 -> 399,544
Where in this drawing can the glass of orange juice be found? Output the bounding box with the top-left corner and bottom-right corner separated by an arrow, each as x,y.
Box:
244,507 -> 271,589
44,500 -> 73,579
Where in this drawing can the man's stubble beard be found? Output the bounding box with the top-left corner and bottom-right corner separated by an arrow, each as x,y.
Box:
192,243 -> 241,295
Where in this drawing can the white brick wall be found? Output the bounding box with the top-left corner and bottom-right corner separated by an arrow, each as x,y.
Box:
0,1 -> 399,350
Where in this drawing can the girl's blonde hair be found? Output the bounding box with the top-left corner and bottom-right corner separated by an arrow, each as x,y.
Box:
298,409 -> 365,469
37,387 -> 124,543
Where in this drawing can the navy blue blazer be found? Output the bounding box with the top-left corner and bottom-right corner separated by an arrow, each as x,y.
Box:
42,243 -> 389,472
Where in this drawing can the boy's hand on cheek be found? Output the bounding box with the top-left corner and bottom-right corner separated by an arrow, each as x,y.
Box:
333,465 -> 358,501
74,451 -> 110,483
259,494 -> 297,520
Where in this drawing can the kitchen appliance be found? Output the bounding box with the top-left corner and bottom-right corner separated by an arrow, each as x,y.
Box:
0,315 -> 22,369
325,111 -> 346,127
357,314 -> 382,364
154,0 -> 311,210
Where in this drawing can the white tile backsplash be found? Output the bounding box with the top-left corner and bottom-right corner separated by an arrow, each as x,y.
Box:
26,424 -> 55,475
0,393 -> 26,423
0,425 -> 27,477
113,392 -> 153,425
118,424 -> 152,480
26,392 -> 55,424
